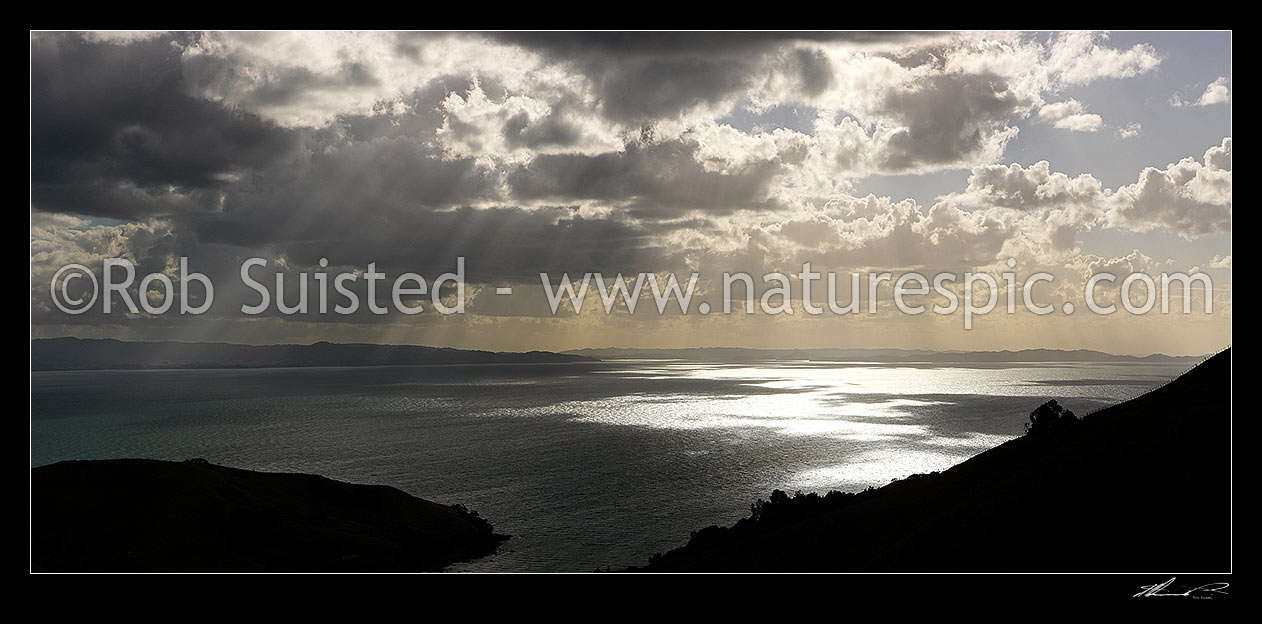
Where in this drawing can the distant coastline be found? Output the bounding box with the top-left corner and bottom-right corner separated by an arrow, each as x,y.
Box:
31,337 -> 1202,372
563,346 -> 1204,363
30,337 -> 598,371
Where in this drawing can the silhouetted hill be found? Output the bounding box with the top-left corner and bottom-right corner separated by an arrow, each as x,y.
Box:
564,346 -> 1199,363
633,348 -> 1231,571
31,337 -> 596,371
32,459 -> 507,572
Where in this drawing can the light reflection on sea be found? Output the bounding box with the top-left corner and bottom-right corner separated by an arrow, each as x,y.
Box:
31,358 -> 1189,571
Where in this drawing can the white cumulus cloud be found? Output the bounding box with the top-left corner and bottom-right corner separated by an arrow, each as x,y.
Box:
1036,99 -> 1103,132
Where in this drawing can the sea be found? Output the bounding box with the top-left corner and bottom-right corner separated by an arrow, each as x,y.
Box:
30,358 -> 1191,571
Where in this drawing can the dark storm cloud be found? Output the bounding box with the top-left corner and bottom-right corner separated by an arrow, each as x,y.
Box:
591,57 -> 753,122
183,137 -> 698,280
879,72 -> 1033,171
279,206 -> 673,280
502,110 -> 583,149
488,32 -> 923,123
507,140 -> 795,218
879,42 -> 954,70
29,30 -> 1004,300
194,135 -> 497,247
336,76 -> 468,142
30,33 -> 300,219
178,126 -> 697,281
28,31 -> 702,318
182,51 -> 379,108
791,47 -> 834,96
493,32 -> 928,57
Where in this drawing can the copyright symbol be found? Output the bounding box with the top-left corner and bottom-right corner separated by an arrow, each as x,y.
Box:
50,263 -> 98,314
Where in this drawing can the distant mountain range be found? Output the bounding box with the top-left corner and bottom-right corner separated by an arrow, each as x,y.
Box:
30,337 -> 596,371
30,338 -> 1204,371
561,346 -> 1202,363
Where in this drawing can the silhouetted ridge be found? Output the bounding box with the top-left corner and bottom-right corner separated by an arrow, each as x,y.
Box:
32,459 -> 508,572
633,348 -> 1231,571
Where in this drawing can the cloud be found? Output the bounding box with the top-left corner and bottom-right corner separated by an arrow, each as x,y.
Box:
30,213 -> 182,322
490,32 -> 909,124
663,193 -> 1024,274
1115,122 -> 1142,139
1171,76 -> 1231,107
951,161 -> 1105,210
1173,76 -> 1231,107
944,139 -> 1232,241
1208,254 -> 1231,269
503,138 -> 795,218
28,31 -> 1227,348
1074,249 -> 1159,295
1046,31 -> 1161,86
1036,99 -> 1103,132
1106,138 -> 1232,238
180,32 -> 465,128
1204,136 -> 1232,170
877,72 -> 1032,171
1197,77 -> 1231,105
158,31 -> 1165,178
31,33 -> 300,220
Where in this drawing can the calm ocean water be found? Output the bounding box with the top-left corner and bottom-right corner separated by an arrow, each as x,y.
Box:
30,359 -> 1189,571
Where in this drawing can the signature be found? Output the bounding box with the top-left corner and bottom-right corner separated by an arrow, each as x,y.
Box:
1134,577 -> 1229,598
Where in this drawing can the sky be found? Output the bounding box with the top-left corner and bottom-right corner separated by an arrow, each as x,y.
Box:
30,31 -> 1231,355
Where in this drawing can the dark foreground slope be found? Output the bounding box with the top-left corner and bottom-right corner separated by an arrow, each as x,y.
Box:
32,459 -> 507,572
636,349 -> 1231,572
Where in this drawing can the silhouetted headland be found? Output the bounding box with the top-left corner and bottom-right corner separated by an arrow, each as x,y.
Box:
631,348 -> 1231,572
32,459 -> 507,572
32,337 -> 597,371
